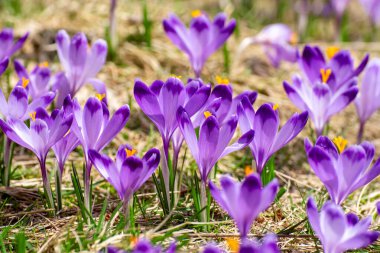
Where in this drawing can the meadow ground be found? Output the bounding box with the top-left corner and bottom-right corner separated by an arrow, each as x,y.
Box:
1,0 -> 380,252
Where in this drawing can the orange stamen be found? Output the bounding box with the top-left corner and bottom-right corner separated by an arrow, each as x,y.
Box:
215,75 -> 229,85
191,10 -> 202,18
332,136 -> 348,154
95,93 -> 106,101
226,237 -> 240,253
326,46 -> 340,60
29,112 -> 36,121
22,77 -> 29,88
203,111 -> 212,119
125,148 -> 137,157
320,68 -> 332,83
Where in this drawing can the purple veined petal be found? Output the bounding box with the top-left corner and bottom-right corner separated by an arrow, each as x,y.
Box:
215,115 -> 238,156
209,85 -> 233,122
9,31 -> 29,56
338,145 -> 367,194
0,57 -> 9,76
219,129 -> 255,159
120,156 -> 144,197
0,29 -> 13,58
8,86 -> 28,119
309,83 -> 332,135
258,178 -> 279,212
68,32 -> 88,70
299,45 -> 326,85
30,119 -> 49,158
136,148 -> 160,188
150,80 -> 164,96
341,231 -> 380,252
315,136 -> 339,160
306,197 -> 322,238
360,141 -> 375,169
283,81 -> 308,112
210,17 -> 236,52
177,106 -> 199,164
162,14 -> 193,57
327,86 -> 358,118
307,146 -> 338,201
134,79 -> 165,129
201,244 -> 225,253
83,39 -> 107,79
29,67 -> 51,99
346,213 -> 360,227
304,138 -> 314,153
166,241 -> 177,253
88,149 -> 120,192
52,131 -> 79,170
252,104 -> 280,172
158,77 -> 185,137
0,118 -> 34,151
184,85 -> 211,116
271,111 -> 308,154
53,72 -> 72,107
238,173 -> 263,237
319,201 -> 347,248
34,107 -> 51,125
96,105 -> 130,151
82,97 -> 103,150
0,88 -> 8,116
47,113 -> 73,147
199,115 -> 220,181
327,50 -> 355,89
216,175 -> 240,218
351,158 -> 380,191
237,96 -> 255,134
56,30 -> 71,71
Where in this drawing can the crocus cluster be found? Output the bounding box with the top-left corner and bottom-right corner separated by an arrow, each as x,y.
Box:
163,12 -> 236,77
238,24 -> 298,68
284,45 -> 368,136
307,197 -> 379,253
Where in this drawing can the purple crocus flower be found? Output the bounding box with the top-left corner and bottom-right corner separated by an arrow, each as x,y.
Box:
355,59 -> 380,143
209,174 -> 278,238
54,30 -> 108,106
239,24 -> 298,68
298,45 -> 368,92
0,28 -> 29,61
304,136 -> 380,205
177,107 -> 254,182
0,85 -> 55,121
71,97 -> 130,210
360,0 -> 380,26
14,60 -> 52,100
163,12 -> 236,77
106,239 -> 176,253
89,144 -> 160,216
0,107 -> 73,209
307,197 -> 379,253
237,99 -> 308,174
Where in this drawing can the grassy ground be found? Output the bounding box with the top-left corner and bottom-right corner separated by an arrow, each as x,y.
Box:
1,0 -> 380,252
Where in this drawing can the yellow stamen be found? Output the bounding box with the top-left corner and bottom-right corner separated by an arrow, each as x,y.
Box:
39,61 -> 49,68
64,129 -> 71,137
333,136 -> 348,154
29,112 -> 36,121
215,75 -> 229,85
289,32 -> 298,45
170,74 -> 182,79
191,9 -> 202,18
22,77 -> 29,88
129,236 -> 138,248
273,103 -> 279,111
203,111 -> 212,119
226,237 -> 240,253
125,148 -> 137,157
320,68 -> 332,83
326,46 -> 340,60
244,165 -> 254,176
95,93 -> 106,101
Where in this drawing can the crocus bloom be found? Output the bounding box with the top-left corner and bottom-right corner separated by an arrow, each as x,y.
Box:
209,173 -> 279,238
163,12 -> 236,77
307,197 -> 379,253
0,85 -> 55,121
106,239 -> 176,253
237,99 -> 308,173
89,144 -> 160,215
238,24 -> 298,68
54,30 -> 108,106
355,59 -> 380,142
304,136 -> 380,205
52,96 -> 79,176
71,97 -> 130,209
0,28 -> 29,61
360,0 -> 380,26
14,60 -> 52,100
177,107 -> 254,182
0,107 -> 73,209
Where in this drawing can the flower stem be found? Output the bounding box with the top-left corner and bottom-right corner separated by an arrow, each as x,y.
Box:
40,157 -> 55,213
55,163 -> 63,212
357,122 -> 365,144
200,180 -> 208,223
3,137 -> 12,186
84,161 -> 92,213
161,137 -> 171,210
